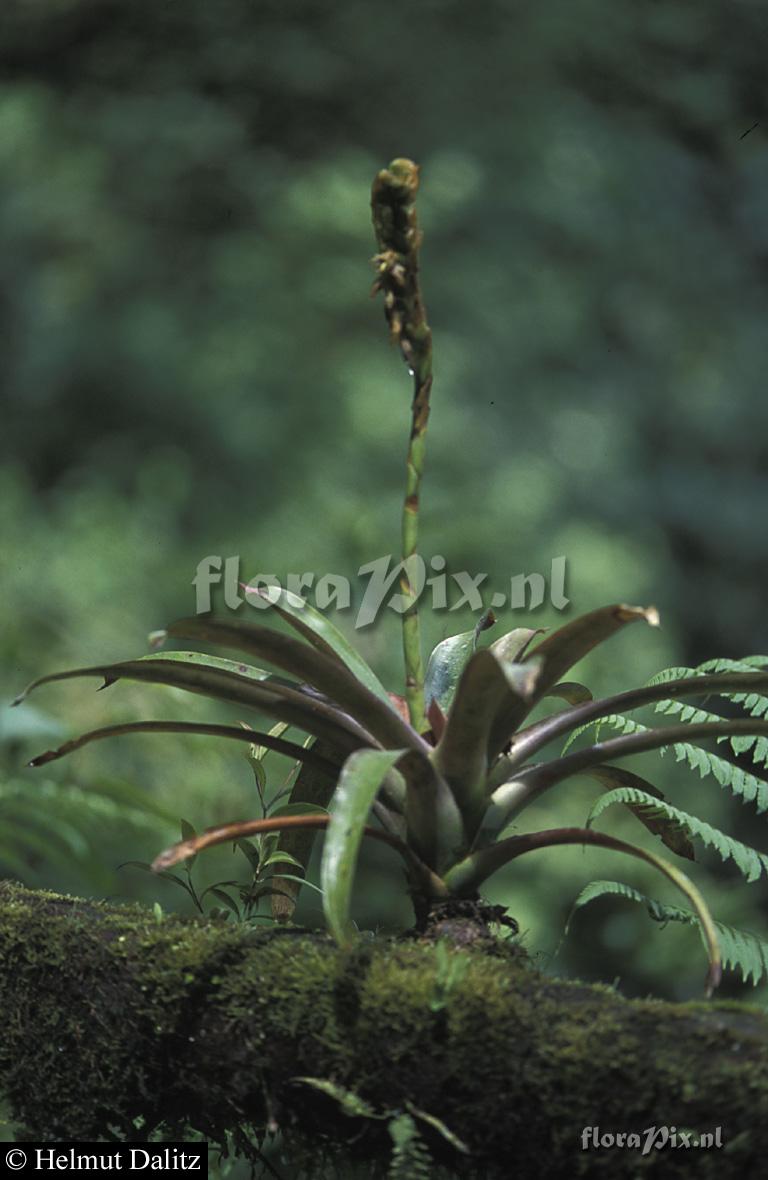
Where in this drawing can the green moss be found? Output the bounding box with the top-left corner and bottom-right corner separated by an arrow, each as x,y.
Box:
2,881 -> 768,1178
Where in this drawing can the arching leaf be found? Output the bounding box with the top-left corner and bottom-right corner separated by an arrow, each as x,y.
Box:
514,720 -> 768,815
443,826 -> 721,994
321,748 -> 409,946
28,720 -> 340,775
243,585 -> 390,703
587,786 -> 768,882
565,879 -> 768,987
581,765 -> 695,860
508,669 -> 768,767
14,652 -> 372,751
165,616 -> 421,753
543,681 -> 593,706
151,810 -> 408,874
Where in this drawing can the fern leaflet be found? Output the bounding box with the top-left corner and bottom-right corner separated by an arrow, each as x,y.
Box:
388,1114 -> 432,1180
566,879 -> 768,986
587,787 -> 768,882
562,713 -> 648,754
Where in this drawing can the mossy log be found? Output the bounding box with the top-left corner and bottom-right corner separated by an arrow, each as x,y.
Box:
1,880 -> 767,1177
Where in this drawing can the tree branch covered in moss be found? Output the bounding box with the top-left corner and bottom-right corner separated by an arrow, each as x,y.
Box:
1,882 -> 767,1176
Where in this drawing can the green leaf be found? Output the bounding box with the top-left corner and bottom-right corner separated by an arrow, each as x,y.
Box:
580,765 -> 695,861
151,809 -> 408,874
235,839 -> 261,872
654,700 -> 729,727
424,630 -> 475,714
28,720 -> 341,777
388,1113 -> 432,1179
180,818 -> 196,841
399,748 -> 465,874
242,585 -> 390,703
424,626 -> 536,716
292,1077 -> 378,1119
447,826 -> 722,994
266,741 -> 341,922
261,850 -> 305,871
653,681 -> 768,763
15,653 -> 370,751
520,719 -> 768,814
566,879 -> 768,986
434,650 -> 540,833
543,681 -> 593,706
492,603 -> 659,749
321,749 -> 406,946
406,1104 -> 469,1154
588,786 -> 768,882
206,887 -> 241,919
165,616 -> 420,753
268,802 -> 331,819
667,741 -> 768,813
562,713 -> 648,754
508,668 -> 768,768
179,818 -> 198,869
489,627 -> 541,663
248,720 -> 290,763
272,872 -> 324,896
119,860 -> 195,897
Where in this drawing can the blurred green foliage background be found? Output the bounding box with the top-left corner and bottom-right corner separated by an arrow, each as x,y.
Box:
2,0 -> 768,1005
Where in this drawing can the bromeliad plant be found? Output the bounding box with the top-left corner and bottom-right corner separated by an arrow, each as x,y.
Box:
15,159 -> 768,995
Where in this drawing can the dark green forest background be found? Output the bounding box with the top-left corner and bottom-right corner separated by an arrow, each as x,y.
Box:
2,0 -> 768,1003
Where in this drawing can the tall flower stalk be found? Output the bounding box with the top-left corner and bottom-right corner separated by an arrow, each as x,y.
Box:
371,159 -> 433,734
22,156 -> 768,995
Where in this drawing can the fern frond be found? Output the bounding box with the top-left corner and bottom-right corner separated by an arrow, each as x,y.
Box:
729,692 -> 768,717
566,879 -> 768,986
644,666 -> 698,687
649,661 -> 768,709
654,685 -> 768,766
388,1113 -> 433,1180
727,733 -> 768,763
645,658 -> 768,686
587,787 -> 768,882
698,657 -> 768,673
726,690 -> 768,761
653,699 -> 726,726
654,698 -> 764,762
666,742 -> 768,813
563,700 -> 768,811
562,713 -> 648,754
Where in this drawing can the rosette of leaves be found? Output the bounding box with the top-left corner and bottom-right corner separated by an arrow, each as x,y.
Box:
17,596 -> 768,994
15,159 -> 768,996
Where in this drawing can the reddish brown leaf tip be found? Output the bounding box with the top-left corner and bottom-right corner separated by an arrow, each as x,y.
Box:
387,693 -> 412,725
427,697 -> 447,743
151,846 -> 188,873
28,751 -> 55,768
617,604 -> 660,627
